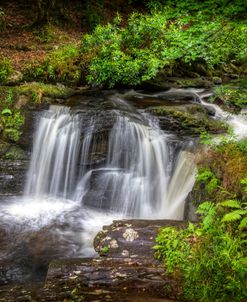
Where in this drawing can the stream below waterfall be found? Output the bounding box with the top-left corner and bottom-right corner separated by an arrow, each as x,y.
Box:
0,88 -> 246,284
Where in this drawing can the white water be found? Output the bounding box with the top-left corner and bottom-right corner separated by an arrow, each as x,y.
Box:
185,88 -> 247,139
0,95 -> 196,279
25,106 -> 81,198
201,98 -> 247,139
21,101 -> 196,223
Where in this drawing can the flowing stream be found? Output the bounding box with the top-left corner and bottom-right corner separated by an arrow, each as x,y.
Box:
1,88 -> 245,284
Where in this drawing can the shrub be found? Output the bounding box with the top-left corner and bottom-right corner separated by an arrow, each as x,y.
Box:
211,84 -> 247,112
80,4 -> 247,87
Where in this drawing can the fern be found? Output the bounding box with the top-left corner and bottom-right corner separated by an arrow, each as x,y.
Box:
222,209 -> 247,223
218,199 -> 241,209
196,201 -> 214,215
239,217 -> 247,229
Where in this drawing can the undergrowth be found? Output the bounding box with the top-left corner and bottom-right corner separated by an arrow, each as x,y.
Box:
155,133 -> 247,301
24,0 -> 247,87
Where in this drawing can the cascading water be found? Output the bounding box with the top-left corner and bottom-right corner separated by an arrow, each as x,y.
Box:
25,101 -> 195,219
0,92 -> 197,283
25,106 -> 81,198
76,114 -> 171,217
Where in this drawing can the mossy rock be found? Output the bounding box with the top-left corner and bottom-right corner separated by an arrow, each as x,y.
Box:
0,83 -> 76,110
142,74 -> 214,92
150,104 -> 227,135
0,142 -> 26,160
16,82 -> 76,103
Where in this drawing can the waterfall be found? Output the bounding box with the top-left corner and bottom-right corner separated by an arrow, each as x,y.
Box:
79,115 -> 170,217
24,100 -> 196,220
25,106 -> 81,198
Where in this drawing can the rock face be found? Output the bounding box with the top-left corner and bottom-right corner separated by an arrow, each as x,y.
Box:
0,160 -> 29,196
38,219 -> 185,301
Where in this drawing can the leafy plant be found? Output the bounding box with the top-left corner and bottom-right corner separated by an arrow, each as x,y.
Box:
100,246 -> 109,254
78,0 -> 247,87
219,199 -> 247,229
0,109 -> 25,142
196,168 -> 219,194
24,44 -> 81,84
33,24 -> 55,43
0,58 -> 14,83
154,201 -> 247,302
212,84 -> 247,112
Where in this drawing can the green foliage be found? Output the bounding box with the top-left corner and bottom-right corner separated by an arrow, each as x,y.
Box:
212,84 -> 247,112
219,199 -> 247,229
154,201 -> 247,302
33,24 -> 55,43
100,246 -> 109,254
24,44 -> 81,84
0,89 -> 25,142
0,58 -> 14,83
79,1 -> 247,87
0,109 -> 25,142
196,168 -> 219,194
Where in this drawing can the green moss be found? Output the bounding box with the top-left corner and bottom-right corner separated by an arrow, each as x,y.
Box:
17,82 -> 75,101
151,104 -> 227,134
0,144 -> 26,160
100,246 -> 109,254
175,78 -> 213,88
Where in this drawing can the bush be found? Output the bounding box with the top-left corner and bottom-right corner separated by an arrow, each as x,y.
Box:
80,3 -> 247,87
211,83 -> 247,112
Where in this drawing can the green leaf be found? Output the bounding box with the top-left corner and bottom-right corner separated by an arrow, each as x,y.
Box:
218,199 -> 241,209
222,211 -> 243,223
239,217 -> 247,229
196,201 -> 214,214
1,108 -> 12,115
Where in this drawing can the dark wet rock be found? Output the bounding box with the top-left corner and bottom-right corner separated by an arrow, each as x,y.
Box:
141,75 -> 214,92
40,219 -> 184,301
212,77 -> 222,85
94,219 -> 186,258
0,286 -> 32,302
41,257 -> 177,301
0,220 -> 183,301
0,160 -> 28,196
